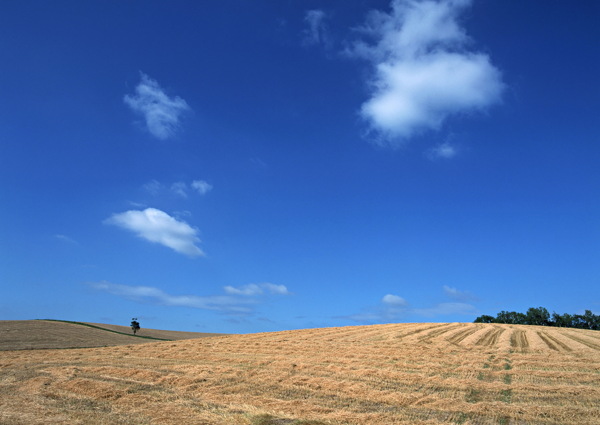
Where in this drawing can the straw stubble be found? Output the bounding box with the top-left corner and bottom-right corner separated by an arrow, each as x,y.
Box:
1,322 -> 599,424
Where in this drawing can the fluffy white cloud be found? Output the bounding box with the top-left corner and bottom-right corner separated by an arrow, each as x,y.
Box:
191,180 -> 213,195
303,9 -> 330,47
350,0 -> 503,146
124,73 -> 190,140
104,208 -> 204,257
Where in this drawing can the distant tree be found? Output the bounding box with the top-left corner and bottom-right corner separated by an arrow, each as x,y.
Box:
525,307 -> 550,326
474,315 -> 495,323
131,318 -> 140,335
495,311 -> 527,325
476,307 -> 598,331
552,312 -> 574,328
577,310 -> 600,330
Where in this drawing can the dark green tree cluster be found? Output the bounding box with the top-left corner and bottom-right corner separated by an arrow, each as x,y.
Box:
474,307 -> 600,330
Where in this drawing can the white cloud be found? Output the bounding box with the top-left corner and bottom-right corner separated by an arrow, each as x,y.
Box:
143,179 -> 212,198
442,285 -> 478,301
350,0 -> 503,147
303,9 -> 330,47
224,283 -> 290,296
191,180 -> 213,195
342,288 -> 478,324
143,179 -> 164,196
124,73 -> 190,140
89,281 -> 253,313
104,208 -> 204,257
224,283 -> 263,296
262,283 -> 291,295
382,294 -> 407,306
89,281 -> 290,315
413,302 -> 477,317
171,181 -> 188,198
426,142 -> 457,159
55,234 -> 78,244
342,293 -> 408,324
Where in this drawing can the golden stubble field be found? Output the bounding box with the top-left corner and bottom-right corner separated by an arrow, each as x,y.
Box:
1,322 -> 599,424
0,320 -> 221,351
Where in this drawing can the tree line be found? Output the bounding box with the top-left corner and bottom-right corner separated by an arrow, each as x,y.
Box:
474,307 -> 600,330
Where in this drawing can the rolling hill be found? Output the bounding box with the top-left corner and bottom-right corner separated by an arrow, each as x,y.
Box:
0,320 -> 222,350
1,322 -> 599,424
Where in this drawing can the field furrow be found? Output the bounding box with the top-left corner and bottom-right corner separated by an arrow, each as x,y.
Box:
560,333 -> 600,351
510,329 -> 529,351
399,323 -> 455,343
445,325 -> 480,345
475,326 -> 505,347
537,331 -> 571,352
416,323 -> 464,343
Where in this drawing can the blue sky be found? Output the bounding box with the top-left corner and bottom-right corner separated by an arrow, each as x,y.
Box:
1,0 -> 598,334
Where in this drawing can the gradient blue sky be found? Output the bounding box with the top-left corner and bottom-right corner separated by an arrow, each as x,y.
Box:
1,0 -> 599,334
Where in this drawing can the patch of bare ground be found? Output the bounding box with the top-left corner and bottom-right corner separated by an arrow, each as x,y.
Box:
0,323 -> 599,424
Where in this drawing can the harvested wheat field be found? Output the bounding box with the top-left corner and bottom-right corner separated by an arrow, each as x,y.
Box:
0,320 -> 222,351
1,322 -> 599,424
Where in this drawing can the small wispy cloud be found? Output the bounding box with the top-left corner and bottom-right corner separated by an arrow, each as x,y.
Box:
442,285 -> 478,302
170,182 -> 188,198
89,281 -> 253,313
55,234 -> 78,244
89,280 -> 290,315
104,207 -> 204,257
263,283 -> 291,295
426,142 -> 458,160
413,302 -> 477,317
143,179 -> 164,196
124,73 -> 190,140
348,0 -> 504,147
191,180 -> 213,195
341,287 -> 478,324
341,293 -> 409,324
382,294 -> 408,306
224,284 -> 263,296
143,179 -> 212,198
302,9 -> 330,47
224,283 -> 291,296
